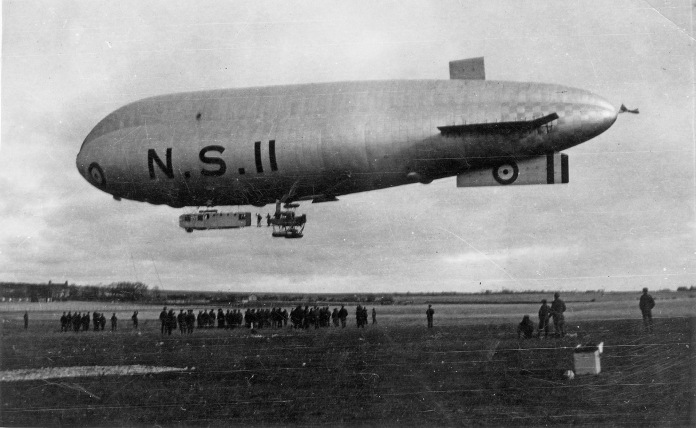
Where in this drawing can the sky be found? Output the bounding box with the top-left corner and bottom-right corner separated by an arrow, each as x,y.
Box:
1,0 -> 694,294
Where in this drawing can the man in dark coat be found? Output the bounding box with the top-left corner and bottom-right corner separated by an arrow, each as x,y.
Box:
111,313 -> 118,331
338,305 -> 348,328
177,310 -> 186,334
517,315 -> 535,339
82,312 -> 90,331
426,305 -> 435,328
218,309 -> 225,328
537,299 -> 551,338
550,293 -> 566,337
331,308 -> 339,327
166,309 -> 176,335
160,307 -> 168,334
187,310 -> 196,334
93,312 -> 100,331
639,288 -> 655,333
73,312 -> 81,332
66,312 -> 72,331
60,312 -> 67,332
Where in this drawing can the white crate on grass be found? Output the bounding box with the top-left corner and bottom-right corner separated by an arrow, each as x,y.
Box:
573,342 -> 603,375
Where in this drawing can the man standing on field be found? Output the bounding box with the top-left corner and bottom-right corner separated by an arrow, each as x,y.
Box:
537,299 -> 551,338
550,293 -> 566,337
159,307 -> 167,334
639,288 -> 655,333
338,305 -> 348,328
60,312 -> 67,332
426,305 -> 435,328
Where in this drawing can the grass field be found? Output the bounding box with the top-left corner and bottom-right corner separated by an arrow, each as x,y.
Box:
1,302 -> 694,426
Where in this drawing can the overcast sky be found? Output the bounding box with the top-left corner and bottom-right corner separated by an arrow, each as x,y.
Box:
1,0 -> 694,293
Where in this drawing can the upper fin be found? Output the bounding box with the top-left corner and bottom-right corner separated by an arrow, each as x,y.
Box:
449,57 -> 485,80
438,113 -> 559,136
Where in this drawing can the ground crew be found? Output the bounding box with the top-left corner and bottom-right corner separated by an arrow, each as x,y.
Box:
338,305 -> 348,328
355,305 -> 364,328
111,313 -> 118,331
73,312 -> 81,332
537,299 -> 551,338
426,305 -> 434,328
639,287 -> 655,333
188,310 -> 196,333
372,308 -> 377,324
517,315 -> 535,339
60,312 -> 67,332
65,312 -> 72,331
160,307 -> 167,334
208,309 -> 216,327
550,293 -> 566,337
166,309 -> 176,335
93,312 -> 100,331
82,312 -> 90,331
131,311 -> 138,329
217,308 -> 225,328
24,311 -> 28,329
178,310 -> 186,334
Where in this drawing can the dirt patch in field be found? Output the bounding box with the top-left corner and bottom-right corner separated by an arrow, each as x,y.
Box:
0,365 -> 190,382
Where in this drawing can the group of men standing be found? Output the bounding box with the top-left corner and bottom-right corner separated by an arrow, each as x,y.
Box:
518,292 -> 567,339
518,288 -> 658,339
155,305 -> 382,332
355,305 -> 372,328
59,311 -> 118,332
160,308 -> 195,335
158,307 -> 292,335
244,307 -> 288,329
290,305 -> 347,329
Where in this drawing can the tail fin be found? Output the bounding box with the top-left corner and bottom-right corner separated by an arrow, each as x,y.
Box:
619,104 -> 639,114
449,57 -> 485,80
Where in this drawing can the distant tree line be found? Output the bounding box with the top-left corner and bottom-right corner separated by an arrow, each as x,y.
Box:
0,281 -> 150,302
0,282 -> 398,305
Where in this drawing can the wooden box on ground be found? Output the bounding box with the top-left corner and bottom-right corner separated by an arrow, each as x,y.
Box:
573,342 -> 603,375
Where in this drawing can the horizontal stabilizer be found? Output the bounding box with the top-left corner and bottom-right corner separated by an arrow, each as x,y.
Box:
449,57 -> 485,80
295,194 -> 339,203
438,113 -> 559,136
456,153 -> 568,187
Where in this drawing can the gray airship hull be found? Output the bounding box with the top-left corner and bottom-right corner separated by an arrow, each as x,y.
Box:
77,79 -> 617,207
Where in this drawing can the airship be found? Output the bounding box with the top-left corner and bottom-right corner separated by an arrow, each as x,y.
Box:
76,57 -> 631,234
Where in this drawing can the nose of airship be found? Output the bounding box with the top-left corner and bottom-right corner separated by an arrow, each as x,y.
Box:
76,138 -> 108,189
76,146 -> 86,180
594,95 -> 618,134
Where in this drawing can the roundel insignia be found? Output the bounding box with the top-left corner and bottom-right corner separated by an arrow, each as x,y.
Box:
493,162 -> 519,185
88,162 -> 106,186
